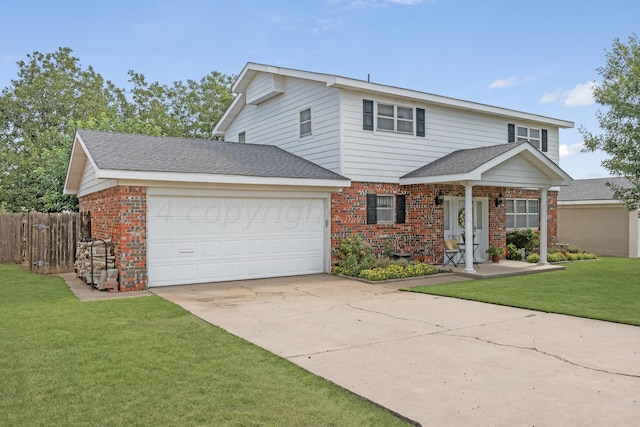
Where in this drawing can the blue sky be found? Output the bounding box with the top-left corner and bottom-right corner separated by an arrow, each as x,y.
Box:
1,0 -> 637,179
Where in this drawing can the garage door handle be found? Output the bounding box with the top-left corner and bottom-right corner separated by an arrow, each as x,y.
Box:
179,249 -> 195,254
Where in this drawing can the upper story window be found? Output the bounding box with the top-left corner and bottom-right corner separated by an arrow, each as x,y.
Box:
377,104 -> 414,133
508,123 -> 548,152
506,198 -> 539,229
300,108 -> 312,137
238,131 -> 246,143
363,99 -> 425,137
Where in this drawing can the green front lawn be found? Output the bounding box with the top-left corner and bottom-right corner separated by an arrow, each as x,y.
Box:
405,257 -> 640,326
0,264 -> 409,427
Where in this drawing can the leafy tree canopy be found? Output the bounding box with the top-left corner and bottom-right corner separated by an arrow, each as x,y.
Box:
581,34 -> 640,210
0,47 -> 234,212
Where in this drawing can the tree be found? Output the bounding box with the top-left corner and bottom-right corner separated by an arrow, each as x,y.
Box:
581,34 -> 640,210
0,47 -> 235,212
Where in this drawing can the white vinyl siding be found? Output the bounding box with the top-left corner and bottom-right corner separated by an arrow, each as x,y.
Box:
224,77 -> 341,174
481,156 -> 554,188
340,90 -> 561,182
77,159 -> 117,197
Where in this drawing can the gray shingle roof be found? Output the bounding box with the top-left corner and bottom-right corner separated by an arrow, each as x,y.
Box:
557,177 -> 631,201
401,141 -> 527,179
77,129 -> 348,181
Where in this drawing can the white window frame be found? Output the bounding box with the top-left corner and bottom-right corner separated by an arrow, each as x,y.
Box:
238,131 -> 246,143
506,198 -> 540,230
516,125 -> 541,150
376,103 -> 414,134
299,108 -> 312,137
376,195 -> 394,224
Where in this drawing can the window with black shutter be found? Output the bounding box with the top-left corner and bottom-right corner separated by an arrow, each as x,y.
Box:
366,194 -> 377,224
396,195 -> 406,224
541,129 -> 548,152
363,100 -> 374,131
508,123 -> 515,143
416,108 -> 425,137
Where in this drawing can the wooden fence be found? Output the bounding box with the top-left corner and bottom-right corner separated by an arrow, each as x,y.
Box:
0,212 -> 91,274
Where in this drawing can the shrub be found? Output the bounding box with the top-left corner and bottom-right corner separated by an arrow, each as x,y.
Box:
526,253 -> 540,263
372,257 -> 393,269
333,234 -> 375,277
547,252 -> 567,262
507,229 -> 540,255
566,245 -> 581,253
506,243 -> 521,260
358,262 -> 438,281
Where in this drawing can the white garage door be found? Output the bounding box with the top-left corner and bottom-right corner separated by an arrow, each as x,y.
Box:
147,195 -> 326,287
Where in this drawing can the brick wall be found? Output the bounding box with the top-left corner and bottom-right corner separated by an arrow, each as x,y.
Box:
78,186 -> 147,291
558,204 -> 635,257
331,183 -> 556,266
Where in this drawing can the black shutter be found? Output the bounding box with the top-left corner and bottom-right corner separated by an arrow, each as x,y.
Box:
416,108 -> 425,137
541,129 -> 548,152
363,99 -> 374,131
366,194 -> 377,224
508,123 -> 515,143
396,195 -> 406,224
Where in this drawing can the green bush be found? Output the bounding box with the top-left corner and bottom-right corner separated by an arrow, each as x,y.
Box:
333,234 -> 375,277
506,243 -> 521,260
526,253 -> 540,263
547,252 -> 567,262
358,262 -> 438,281
566,245 -> 582,253
507,229 -> 540,255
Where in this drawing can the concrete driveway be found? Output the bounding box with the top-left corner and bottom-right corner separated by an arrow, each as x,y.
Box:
152,274 -> 640,426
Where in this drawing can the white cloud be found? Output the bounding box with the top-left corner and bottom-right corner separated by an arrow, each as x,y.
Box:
1,54 -> 20,64
312,19 -> 342,34
337,0 -> 428,9
540,89 -> 560,104
489,76 -> 517,89
559,142 -> 585,158
564,81 -> 596,106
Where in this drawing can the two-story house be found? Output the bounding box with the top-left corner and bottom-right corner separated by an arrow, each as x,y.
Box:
64,63 -> 573,291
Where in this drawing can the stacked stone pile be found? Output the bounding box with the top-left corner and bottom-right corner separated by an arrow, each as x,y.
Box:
75,239 -> 119,291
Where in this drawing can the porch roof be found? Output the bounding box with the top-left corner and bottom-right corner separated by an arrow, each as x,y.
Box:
399,141 -> 573,188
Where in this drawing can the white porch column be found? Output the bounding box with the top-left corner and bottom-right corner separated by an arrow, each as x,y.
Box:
539,188 -> 549,265
464,184 -> 476,273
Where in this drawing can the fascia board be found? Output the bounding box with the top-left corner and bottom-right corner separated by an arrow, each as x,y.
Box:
63,132 -> 100,195
212,93 -> 245,135
400,172 -> 482,185
97,169 -> 350,189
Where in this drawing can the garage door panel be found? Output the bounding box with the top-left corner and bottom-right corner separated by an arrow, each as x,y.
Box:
147,195 -> 326,287
246,239 -> 266,255
176,263 -> 199,282
148,241 -> 173,260
201,240 -> 222,257
200,262 -> 222,280
175,218 -> 199,236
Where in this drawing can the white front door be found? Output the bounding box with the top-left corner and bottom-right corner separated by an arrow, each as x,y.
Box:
444,197 -> 489,262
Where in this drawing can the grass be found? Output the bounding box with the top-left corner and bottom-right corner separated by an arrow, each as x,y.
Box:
404,257 -> 640,326
0,264 -> 410,427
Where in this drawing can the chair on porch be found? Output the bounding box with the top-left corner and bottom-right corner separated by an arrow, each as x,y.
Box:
443,239 -> 461,267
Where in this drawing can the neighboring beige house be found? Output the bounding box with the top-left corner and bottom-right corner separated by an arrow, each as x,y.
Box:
557,178 -> 639,258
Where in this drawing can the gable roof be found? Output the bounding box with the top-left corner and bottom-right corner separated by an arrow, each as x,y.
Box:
557,177 -> 631,202
214,62 -> 574,135
64,129 -> 349,195
400,141 -> 573,187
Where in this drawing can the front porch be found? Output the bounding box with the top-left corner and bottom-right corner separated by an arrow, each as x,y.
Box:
449,259 -> 565,279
